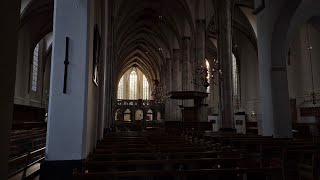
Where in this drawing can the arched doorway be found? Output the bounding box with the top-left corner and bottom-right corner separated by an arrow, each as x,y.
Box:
124,109 -> 131,122
157,111 -> 161,121
146,109 -> 153,121
135,109 -> 143,121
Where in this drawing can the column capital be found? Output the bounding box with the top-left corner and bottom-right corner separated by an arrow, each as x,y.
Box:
196,19 -> 206,24
271,67 -> 287,72
182,36 -> 191,40
172,49 -> 181,55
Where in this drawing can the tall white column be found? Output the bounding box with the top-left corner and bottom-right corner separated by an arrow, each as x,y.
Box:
256,0 -> 292,138
46,0 -> 91,161
0,1 -> 19,179
42,0 -> 93,178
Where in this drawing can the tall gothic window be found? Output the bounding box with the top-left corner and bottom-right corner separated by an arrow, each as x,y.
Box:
117,76 -> 124,99
32,44 -> 39,92
143,75 -> 149,100
117,67 -> 150,100
129,70 -> 137,99
232,54 -> 238,96
206,60 -> 210,93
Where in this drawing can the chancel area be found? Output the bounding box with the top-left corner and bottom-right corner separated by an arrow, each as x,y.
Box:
1,0 -> 320,180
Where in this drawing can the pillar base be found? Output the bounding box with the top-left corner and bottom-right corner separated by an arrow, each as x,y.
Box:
40,160 -> 83,180
219,128 -> 237,133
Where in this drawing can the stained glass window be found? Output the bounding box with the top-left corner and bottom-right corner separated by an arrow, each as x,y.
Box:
129,70 -> 137,99
32,44 -> 39,92
232,54 -> 238,96
206,60 -> 210,93
143,75 -> 149,100
117,76 -> 124,99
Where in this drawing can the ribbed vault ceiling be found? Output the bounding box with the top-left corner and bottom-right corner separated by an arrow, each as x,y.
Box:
113,0 -> 256,83
20,0 -> 257,86
113,0 -> 195,81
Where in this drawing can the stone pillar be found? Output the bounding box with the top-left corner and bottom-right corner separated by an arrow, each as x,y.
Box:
41,0 -> 92,178
196,19 -> 207,92
105,57 -> 112,129
255,0 -> 292,138
217,0 -> 235,131
131,109 -> 135,123
165,58 -> 172,94
172,49 -> 182,121
196,19 -> 208,122
181,37 -> 193,107
15,26 -> 32,105
153,111 -> 157,121
165,58 -> 173,121
181,37 -> 191,92
98,0 -> 109,139
0,1 -> 19,178
119,110 -> 124,122
105,6 -> 115,129
143,110 -> 147,123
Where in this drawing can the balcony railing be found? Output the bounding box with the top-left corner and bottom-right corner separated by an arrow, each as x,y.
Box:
116,99 -> 163,106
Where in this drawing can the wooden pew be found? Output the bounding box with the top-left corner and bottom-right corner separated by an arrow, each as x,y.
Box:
8,125 -> 47,178
74,131 -> 284,180
297,152 -> 320,180
84,157 -> 246,170
73,167 -> 282,180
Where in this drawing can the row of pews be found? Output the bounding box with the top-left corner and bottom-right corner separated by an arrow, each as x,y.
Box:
112,121 -> 164,132
185,130 -> 320,180
73,131 -> 287,180
8,122 -> 47,178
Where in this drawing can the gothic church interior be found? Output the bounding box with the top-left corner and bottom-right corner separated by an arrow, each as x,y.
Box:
1,0 -> 320,179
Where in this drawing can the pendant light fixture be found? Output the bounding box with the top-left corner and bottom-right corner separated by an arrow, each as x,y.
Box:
304,23 -> 320,105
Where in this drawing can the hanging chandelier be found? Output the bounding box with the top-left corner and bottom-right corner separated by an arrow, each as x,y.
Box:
191,61 -> 209,88
303,23 -> 320,105
208,58 -> 222,85
191,58 -> 222,89
151,79 -> 168,104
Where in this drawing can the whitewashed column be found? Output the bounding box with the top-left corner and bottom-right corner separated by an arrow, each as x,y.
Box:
42,1 -> 92,178
255,0 -> 292,137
